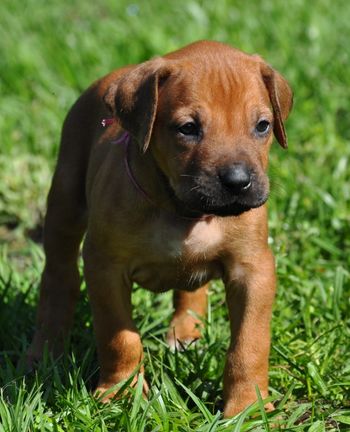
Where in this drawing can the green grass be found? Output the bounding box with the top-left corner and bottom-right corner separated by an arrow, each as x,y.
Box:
1,0 -> 350,430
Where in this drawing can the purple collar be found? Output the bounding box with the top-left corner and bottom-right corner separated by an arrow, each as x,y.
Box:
111,130 -> 156,207
102,118 -> 211,222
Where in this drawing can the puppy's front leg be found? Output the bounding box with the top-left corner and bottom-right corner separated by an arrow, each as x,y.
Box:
223,249 -> 276,417
167,284 -> 208,349
83,238 -> 145,399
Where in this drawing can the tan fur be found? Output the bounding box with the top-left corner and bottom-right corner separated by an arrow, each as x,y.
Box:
27,41 -> 292,417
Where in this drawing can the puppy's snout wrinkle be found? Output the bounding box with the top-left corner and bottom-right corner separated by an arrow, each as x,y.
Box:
218,163 -> 252,193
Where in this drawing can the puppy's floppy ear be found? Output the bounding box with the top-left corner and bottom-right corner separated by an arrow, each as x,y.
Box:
104,58 -> 171,152
260,63 -> 293,149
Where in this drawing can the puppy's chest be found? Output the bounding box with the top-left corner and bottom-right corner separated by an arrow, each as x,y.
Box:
130,217 -> 224,292
152,216 -> 223,259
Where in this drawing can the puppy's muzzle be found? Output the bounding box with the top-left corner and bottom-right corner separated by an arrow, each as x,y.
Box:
175,161 -> 269,217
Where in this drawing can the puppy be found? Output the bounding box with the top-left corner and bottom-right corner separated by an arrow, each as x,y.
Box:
28,40 -> 292,417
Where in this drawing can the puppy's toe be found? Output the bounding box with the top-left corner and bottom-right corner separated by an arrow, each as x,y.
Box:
95,385 -> 116,402
224,399 -> 275,418
166,316 -> 202,351
25,346 -> 43,372
95,375 -> 149,402
167,335 -> 200,352
265,402 -> 275,412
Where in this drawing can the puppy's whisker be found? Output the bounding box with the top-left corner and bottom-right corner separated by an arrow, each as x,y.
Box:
189,185 -> 201,193
180,174 -> 200,179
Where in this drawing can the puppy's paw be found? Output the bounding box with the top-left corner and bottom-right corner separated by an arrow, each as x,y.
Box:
25,344 -> 46,372
223,400 -> 274,418
167,336 -> 200,351
95,375 -> 149,402
25,351 -> 38,372
166,315 -> 202,351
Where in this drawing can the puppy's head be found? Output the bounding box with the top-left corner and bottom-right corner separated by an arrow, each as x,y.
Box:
104,41 -> 293,217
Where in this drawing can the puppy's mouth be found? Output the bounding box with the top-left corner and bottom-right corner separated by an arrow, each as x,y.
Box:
172,173 -> 269,217
180,193 -> 268,217
200,199 -> 267,216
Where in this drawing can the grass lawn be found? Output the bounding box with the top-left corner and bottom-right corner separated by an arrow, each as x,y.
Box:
1,0 -> 350,430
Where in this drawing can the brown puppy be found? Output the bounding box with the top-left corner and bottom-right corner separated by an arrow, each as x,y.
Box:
27,41 -> 292,417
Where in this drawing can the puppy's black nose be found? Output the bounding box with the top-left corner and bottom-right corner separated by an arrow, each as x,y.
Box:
219,164 -> 251,192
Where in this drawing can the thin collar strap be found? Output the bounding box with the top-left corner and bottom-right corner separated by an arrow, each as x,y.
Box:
102,118 -> 210,221
111,131 -> 157,206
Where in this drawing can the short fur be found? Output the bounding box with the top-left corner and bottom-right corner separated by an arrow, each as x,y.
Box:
28,41 -> 292,417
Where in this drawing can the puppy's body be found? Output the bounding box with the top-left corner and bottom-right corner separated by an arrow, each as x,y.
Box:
28,41 -> 292,416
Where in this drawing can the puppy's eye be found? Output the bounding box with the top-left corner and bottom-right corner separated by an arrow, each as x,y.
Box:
178,122 -> 199,136
256,120 -> 271,135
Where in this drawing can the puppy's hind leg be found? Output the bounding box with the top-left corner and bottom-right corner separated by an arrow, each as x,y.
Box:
27,171 -> 87,364
27,127 -> 89,365
167,284 -> 208,350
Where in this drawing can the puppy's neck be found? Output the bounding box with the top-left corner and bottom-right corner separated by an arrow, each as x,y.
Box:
127,137 -> 208,221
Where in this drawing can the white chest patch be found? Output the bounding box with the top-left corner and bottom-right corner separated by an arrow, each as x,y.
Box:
184,218 -> 223,258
